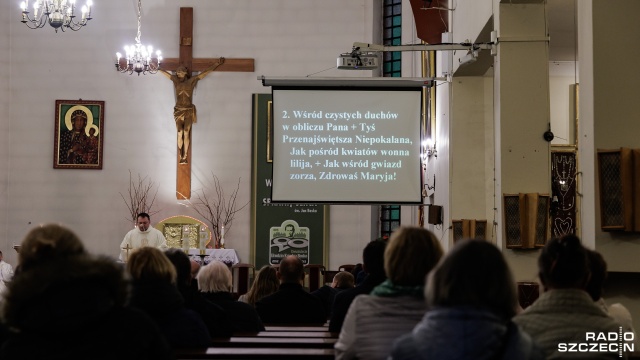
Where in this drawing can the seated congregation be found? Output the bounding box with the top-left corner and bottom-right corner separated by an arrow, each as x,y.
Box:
0,224 -> 637,360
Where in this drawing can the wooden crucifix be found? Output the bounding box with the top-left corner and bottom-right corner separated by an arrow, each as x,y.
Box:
160,7 -> 254,200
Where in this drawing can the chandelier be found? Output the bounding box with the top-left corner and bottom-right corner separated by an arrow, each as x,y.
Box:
114,0 -> 161,76
20,0 -> 93,32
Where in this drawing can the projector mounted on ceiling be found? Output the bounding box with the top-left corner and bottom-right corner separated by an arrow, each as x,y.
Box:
337,47 -> 378,70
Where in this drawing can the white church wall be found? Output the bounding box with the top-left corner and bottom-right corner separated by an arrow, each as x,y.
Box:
483,76 -> 495,232
450,76 -> 495,248
0,0 -> 9,258
579,0 -> 640,321
425,47 -> 452,251
549,63 -> 577,146
426,2 -> 493,251
3,0 -> 376,267
451,77 -> 491,222
450,0 -> 494,74
591,0 -> 640,272
577,0 -> 595,250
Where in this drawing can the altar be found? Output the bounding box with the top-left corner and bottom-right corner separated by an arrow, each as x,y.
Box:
188,248 -> 239,266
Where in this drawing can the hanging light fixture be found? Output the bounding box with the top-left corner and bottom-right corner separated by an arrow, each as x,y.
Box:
20,0 -> 93,32
114,0 -> 161,76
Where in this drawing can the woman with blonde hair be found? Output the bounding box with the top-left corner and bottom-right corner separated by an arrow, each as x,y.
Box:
1,224 -> 171,359
238,265 -> 279,307
128,247 -> 210,348
335,226 -> 443,360
197,261 -> 265,332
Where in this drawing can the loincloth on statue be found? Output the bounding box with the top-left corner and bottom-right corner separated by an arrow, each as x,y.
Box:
174,105 -> 197,125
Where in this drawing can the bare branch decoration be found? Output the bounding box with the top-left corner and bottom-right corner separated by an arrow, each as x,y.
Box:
189,173 -> 249,248
120,170 -> 160,224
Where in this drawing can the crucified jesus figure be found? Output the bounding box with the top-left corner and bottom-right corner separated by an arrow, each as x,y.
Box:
159,58 -> 225,163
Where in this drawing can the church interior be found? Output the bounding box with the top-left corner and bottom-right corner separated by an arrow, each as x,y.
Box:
2,0 -> 640,342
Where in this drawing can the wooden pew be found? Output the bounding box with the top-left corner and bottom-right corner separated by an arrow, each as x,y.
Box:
322,270 -> 339,285
177,347 -> 334,359
232,263 -> 254,296
264,326 -> 330,332
304,264 -> 325,292
212,337 -> 336,348
176,324 -> 338,359
233,331 -> 336,338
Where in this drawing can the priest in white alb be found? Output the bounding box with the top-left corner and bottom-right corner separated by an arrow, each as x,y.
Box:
119,212 -> 168,262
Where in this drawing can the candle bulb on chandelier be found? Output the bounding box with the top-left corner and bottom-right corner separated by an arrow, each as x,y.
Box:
114,0 -> 161,75
18,0 -> 93,32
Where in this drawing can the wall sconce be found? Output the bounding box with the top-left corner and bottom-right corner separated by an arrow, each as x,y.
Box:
422,138 -> 437,160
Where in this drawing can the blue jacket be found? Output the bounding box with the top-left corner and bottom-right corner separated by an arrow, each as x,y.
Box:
390,307 -> 544,360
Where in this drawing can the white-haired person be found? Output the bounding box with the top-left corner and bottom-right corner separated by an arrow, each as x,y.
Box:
197,261 -> 265,333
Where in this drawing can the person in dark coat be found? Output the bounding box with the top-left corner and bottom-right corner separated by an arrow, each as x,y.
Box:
197,261 -> 265,333
128,247 -> 211,348
311,271 -> 354,319
0,224 -> 172,360
255,255 -> 326,325
390,240 -> 544,360
329,239 -> 387,333
165,248 -> 233,337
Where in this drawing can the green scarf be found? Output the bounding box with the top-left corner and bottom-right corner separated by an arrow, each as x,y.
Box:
370,279 -> 424,298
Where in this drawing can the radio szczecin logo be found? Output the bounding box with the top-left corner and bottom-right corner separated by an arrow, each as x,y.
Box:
558,328 -> 634,357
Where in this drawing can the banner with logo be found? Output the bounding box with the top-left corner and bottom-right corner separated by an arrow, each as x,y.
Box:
251,94 -> 329,267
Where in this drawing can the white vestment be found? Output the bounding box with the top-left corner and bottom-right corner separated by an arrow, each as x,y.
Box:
0,260 -> 15,297
119,226 -> 168,261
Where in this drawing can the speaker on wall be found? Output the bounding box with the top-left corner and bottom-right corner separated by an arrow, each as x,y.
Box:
452,219 -> 488,242
597,148 -> 640,232
503,193 -> 550,249
428,205 -> 443,225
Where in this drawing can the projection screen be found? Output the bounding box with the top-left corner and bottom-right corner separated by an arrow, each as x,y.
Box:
268,80 -> 424,204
